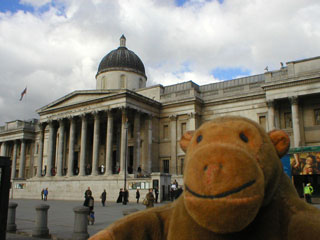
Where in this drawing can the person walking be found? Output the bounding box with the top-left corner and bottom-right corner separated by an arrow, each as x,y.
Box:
145,188 -> 155,209
123,188 -> 129,205
116,189 -> 123,203
136,189 -> 140,203
304,183 -> 313,203
41,189 -> 44,200
43,188 -> 48,201
101,189 -> 107,207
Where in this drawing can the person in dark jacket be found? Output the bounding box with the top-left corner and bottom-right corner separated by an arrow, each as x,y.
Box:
116,188 -> 123,203
101,189 -> 107,207
154,187 -> 159,203
136,189 -> 140,203
146,188 -> 155,208
123,188 -> 129,205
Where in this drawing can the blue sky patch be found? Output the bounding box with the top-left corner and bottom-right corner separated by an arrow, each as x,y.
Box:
211,67 -> 251,81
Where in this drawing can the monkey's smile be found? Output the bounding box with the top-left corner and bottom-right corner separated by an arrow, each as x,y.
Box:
185,180 -> 256,199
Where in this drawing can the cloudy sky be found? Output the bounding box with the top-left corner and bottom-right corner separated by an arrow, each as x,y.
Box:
0,0 -> 320,125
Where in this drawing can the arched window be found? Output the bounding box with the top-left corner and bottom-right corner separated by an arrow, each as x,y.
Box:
120,75 -> 126,89
139,78 -> 143,88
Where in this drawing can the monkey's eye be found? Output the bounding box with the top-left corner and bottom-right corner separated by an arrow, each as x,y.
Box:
239,132 -> 248,143
196,135 -> 203,143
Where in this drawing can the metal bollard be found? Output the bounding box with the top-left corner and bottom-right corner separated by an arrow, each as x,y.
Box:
32,204 -> 50,237
72,206 -> 90,240
7,202 -> 18,232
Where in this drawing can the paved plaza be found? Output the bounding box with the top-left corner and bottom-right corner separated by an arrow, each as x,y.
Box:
5,197 -> 320,240
6,198 -> 168,240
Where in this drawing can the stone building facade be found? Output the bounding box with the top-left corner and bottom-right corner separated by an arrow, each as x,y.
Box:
1,35 -> 320,201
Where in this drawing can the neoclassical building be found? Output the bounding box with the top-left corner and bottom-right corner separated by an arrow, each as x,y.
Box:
1,35 -> 320,200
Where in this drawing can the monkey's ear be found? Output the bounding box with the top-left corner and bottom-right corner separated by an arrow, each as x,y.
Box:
180,131 -> 194,153
268,129 -> 290,158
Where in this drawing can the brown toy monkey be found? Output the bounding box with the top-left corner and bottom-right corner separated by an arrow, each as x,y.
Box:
90,116 -> 320,240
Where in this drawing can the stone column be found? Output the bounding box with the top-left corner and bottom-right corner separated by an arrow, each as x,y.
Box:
133,111 -> 141,173
119,108 -> 127,175
92,112 -> 100,176
170,115 -> 177,174
11,141 -> 18,179
290,96 -> 301,147
18,140 -> 26,179
267,100 -> 275,131
46,122 -> 55,177
79,115 -> 88,176
105,111 -> 113,175
68,117 -> 76,177
36,124 -> 45,177
56,120 -> 65,177
147,115 -> 153,173
0,141 -> 7,156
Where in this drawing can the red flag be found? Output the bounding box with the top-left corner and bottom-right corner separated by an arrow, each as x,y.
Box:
19,87 -> 27,101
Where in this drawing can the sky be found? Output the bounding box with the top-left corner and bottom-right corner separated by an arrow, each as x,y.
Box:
0,0 -> 320,125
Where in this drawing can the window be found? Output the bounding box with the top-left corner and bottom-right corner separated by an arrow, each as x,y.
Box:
181,122 -> 187,136
315,109 -> 320,125
120,75 -> 126,88
163,160 -> 169,173
180,158 -> 184,175
284,112 -> 292,128
259,116 -> 266,131
163,124 -> 169,139
36,143 -> 39,154
139,78 -> 143,88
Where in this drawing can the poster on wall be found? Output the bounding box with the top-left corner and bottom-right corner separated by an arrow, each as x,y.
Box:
290,152 -> 320,175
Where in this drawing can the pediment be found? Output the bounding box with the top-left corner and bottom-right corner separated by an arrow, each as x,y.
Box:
37,90 -> 123,113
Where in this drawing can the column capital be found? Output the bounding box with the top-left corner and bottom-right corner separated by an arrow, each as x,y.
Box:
92,110 -> 100,117
266,100 -> 275,108
169,115 -> 177,121
289,96 -> 299,105
187,112 -> 198,119
80,114 -> 87,121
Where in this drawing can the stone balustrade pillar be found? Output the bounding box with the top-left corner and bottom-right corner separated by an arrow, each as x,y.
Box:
32,204 -> 50,237
18,140 -> 26,179
7,202 -> 18,232
92,112 -> 100,176
72,206 -> 89,240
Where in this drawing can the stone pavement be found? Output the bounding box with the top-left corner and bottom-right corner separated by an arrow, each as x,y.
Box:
5,198 -> 320,240
6,198 -> 168,240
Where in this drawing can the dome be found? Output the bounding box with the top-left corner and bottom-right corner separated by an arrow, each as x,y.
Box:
97,35 -> 146,78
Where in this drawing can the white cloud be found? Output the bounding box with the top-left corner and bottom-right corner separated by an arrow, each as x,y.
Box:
0,0 -> 320,124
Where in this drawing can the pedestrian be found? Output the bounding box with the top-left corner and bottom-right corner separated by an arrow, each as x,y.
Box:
145,188 -> 155,208
101,189 -> 106,207
43,188 -> 48,201
85,187 -> 92,199
116,188 -> 123,203
136,189 -> 140,204
154,187 -> 159,203
304,183 -> 313,203
123,188 -> 129,205
83,191 -> 94,224
41,188 -> 44,200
